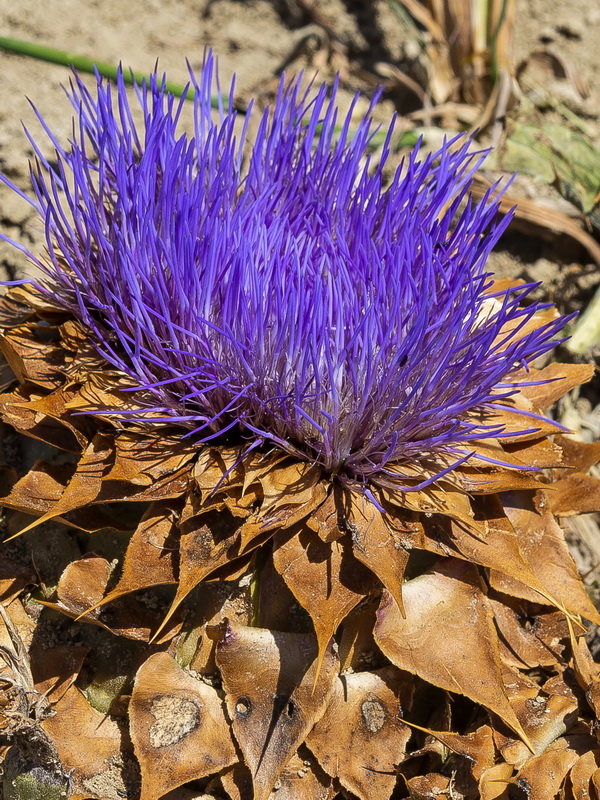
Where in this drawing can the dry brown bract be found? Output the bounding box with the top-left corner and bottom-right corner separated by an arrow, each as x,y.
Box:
1,286 -> 600,800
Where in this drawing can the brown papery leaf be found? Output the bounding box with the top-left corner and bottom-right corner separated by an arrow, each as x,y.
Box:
272,526 -> 373,677
0,385 -> 85,452
547,473 -> 600,516
16,432 -> 113,535
348,496 -> 410,615
418,498 -> 549,602
213,619 -> 339,800
0,323 -> 66,387
258,461 -> 327,533
152,507 -> 244,639
219,752 -> 335,800
306,668 -> 412,800
478,762 -> 514,800
515,363 -> 595,410
491,594 -> 567,669
555,435 -> 600,473
475,405 -> 564,442
31,644 -> 89,704
0,459 -> 73,516
41,684 -> 126,800
88,500 -> 179,612
94,431 -> 195,503
495,668 -> 578,768
406,773 -> 451,799
54,554 -> 167,641
374,558 -> 531,745
129,652 -> 237,800
515,741 -> 578,800
492,492 -> 600,625
570,750 -> 600,800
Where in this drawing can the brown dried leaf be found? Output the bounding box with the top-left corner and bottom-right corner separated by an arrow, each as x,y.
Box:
556,435 -> 600,473
95,431 -> 195,503
272,527 -> 373,677
306,668 -> 412,800
417,497 -> 551,603
348,497 -> 410,615
515,741 -> 578,800
213,619 -> 339,800
90,500 -> 179,610
0,323 -> 66,387
406,773 -> 451,799
0,290 -> 38,327
220,752 -> 335,800
17,432 -> 113,534
154,507 -> 244,637
258,461 -> 327,533
570,750 -> 600,800
490,594 -> 567,669
475,405 -> 564,442
374,558 -> 530,745
479,763 -> 513,800
547,473 -> 600,516
496,670 -> 578,768
31,644 -> 89,704
41,684 -> 126,800
491,492 -> 600,625
516,363 -> 595,410
130,652 -> 237,800
53,554 -> 168,641
1,459 -> 74,515
0,385 -> 85,452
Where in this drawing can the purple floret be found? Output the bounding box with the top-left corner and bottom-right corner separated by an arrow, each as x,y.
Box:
1,53 -> 570,491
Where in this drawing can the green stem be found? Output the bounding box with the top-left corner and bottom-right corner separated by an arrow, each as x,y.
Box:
0,35 -> 229,109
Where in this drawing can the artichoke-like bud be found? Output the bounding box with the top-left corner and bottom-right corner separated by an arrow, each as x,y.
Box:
1,54 -> 600,800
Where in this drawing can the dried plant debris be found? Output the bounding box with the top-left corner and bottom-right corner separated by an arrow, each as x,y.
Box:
0,284 -> 599,799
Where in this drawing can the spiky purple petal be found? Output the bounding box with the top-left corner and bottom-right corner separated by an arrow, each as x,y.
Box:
1,54 -> 570,489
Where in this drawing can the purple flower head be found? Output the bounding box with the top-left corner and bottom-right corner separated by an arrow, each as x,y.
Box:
2,54 -> 569,493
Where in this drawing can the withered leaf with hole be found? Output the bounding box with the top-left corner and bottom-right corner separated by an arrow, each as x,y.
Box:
306,668 -> 412,800
41,684 -> 126,800
213,619 -> 339,800
129,652 -> 237,800
272,526 -> 373,677
492,492 -> 600,625
374,558 -> 530,745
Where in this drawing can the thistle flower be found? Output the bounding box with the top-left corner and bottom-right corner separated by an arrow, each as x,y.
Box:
4,53 -> 600,800
2,54 -> 569,497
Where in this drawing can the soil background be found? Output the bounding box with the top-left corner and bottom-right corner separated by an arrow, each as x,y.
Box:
1,1 -> 600,608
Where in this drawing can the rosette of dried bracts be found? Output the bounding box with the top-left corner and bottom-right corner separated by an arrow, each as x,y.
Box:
1,54 -> 600,800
